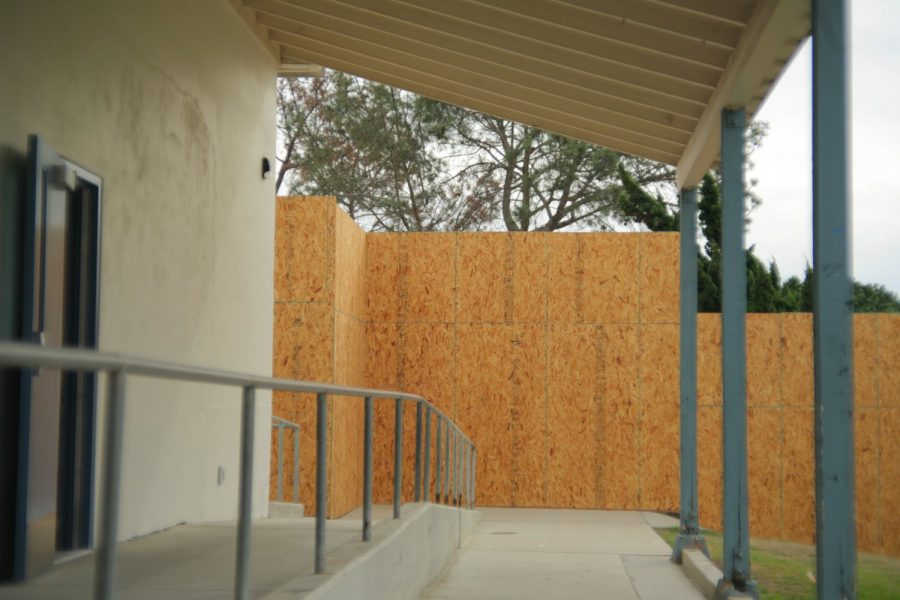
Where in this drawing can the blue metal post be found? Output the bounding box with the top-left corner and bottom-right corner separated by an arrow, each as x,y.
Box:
414,401 -> 423,502
234,386 -> 255,600
813,0 -> 857,597
715,107 -> 758,599
315,392 -> 327,574
673,187 -> 708,563
363,396 -> 373,541
393,398 -> 403,518
424,407 -> 432,503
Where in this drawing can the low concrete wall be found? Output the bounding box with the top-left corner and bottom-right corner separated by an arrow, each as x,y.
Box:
265,503 -> 480,600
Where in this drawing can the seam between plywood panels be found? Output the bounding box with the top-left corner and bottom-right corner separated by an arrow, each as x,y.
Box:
636,235 -> 644,508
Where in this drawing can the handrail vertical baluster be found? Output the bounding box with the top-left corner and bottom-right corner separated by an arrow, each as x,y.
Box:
443,420 -> 450,504
234,385 -> 255,600
423,407 -> 431,503
292,425 -> 300,504
363,396 -> 373,541
277,424 -> 284,501
414,401 -> 423,502
315,392 -> 327,574
435,416 -> 442,503
95,368 -> 126,600
393,397 -> 403,519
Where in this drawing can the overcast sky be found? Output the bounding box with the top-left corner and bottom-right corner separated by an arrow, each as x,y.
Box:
748,0 -> 900,293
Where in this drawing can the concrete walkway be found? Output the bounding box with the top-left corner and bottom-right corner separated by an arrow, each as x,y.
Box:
421,508 -> 704,600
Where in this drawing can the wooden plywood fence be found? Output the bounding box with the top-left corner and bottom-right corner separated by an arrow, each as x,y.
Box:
272,196 -> 900,557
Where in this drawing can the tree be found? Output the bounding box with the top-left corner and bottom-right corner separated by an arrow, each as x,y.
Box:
616,171 -> 900,313
277,71 -> 671,232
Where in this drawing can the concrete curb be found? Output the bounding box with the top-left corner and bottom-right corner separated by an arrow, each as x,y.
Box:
682,549 -> 720,599
263,503 -> 480,600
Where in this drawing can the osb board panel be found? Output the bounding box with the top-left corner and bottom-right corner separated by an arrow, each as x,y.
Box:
509,325 -> 548,507
781,313 -> 813,407
366,322 -> 400,504
399,323 -> 456,416
457,233 -> 507,323
272,302 -> 333,382
335,312 -> 367,388
581,234 -> 640,324
881,409 -> 900,556
366,233 -> 401,323
330,398 -> 364,517
334,209 -> 367,319
512,234 -> 548,324
547,323 -> 599,508
698,406 -> 723,530
274,196 -> 335,304
747,408 -> 783,540
272,392 -> 321,514
855,408 -> 881,552
456,324 -> 514,506
639,233 -> 679,324
880,315 -> 900,408
746,314 -> 781,407
697,314 -> 722,407
639,324 -> 679,512
403,234 -> 456,322
596,324 -> 640,509
546,234 -> 580,323
782,407 -> 815,543
854,315 -> 879,409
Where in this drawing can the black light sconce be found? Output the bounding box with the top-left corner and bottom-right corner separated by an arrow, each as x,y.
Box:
262,157 -> 271,180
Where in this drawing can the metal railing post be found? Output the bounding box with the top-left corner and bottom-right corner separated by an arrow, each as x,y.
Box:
363,396 -> 373,541
435,416 -> 442,503
414,401 -> 423,502
443,419 -> 450,504
315,392 -> 327,574
452,428 -> 458,506
234,385 -> 255,600
393,397 -> 403,519
277,424 -> 284,501
423,407 -> 432,503
473,449 -> 477,508
95,368 -> 126,600
293,426 -> 300,504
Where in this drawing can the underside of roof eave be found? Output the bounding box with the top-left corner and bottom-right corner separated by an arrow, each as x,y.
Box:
675,0 -> 811,189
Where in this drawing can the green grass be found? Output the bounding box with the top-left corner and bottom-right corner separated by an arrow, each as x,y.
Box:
655,528 -> 900,599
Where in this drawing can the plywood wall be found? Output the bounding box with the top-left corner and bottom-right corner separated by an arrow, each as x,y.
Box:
273,198 -> 900,556
364,231 -> 681,514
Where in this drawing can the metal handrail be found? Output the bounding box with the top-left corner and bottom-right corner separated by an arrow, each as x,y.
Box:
0,340 -> 477,600
271,416 -> 300,504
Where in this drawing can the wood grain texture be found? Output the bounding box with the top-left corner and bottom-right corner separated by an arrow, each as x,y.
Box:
697,314 -> 722,407
881,409 -> 900,556
365,233 -> 401,323
781,313 -> 813,407
698,406 -> 723,531
403,234 -> 456,322
547,323 -> 599,508
510,324 -> 548,507
854,314 -> 879,409
457,233 -> 506,323
747,408 -> 783,539
746,314 -> 781,407
782,407 -> 815,543
547,234 -> 580,323
639,233 -> 679,324
638,324 -> 679,512
582,234 -> 639,324
597,324 -> 640,509
274,196 -> 334,303
512,234 -> 548,324
855,408 -> 881,552
880,315 -> 900,408
334,209 -> 367,318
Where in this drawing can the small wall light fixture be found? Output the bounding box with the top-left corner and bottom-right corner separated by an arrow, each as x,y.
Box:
262,157 -> 271,179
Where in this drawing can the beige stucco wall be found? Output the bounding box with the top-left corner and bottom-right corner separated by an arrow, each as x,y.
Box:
0,1 -> 277,540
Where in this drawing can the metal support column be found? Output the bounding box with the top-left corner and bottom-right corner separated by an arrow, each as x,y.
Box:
673,187 -> 708,563
813,0 -> 857,597
424,407 -> 432,503
715,107 -> 758,599
435,416 -> 442,502
393,398 -> 403,518
443,420 -> 450,503
95,369 -> 126,600
234,386 -> 255,600
414,401 -> 423,502
315,392 -> 327,574
363,396 -> 373,541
